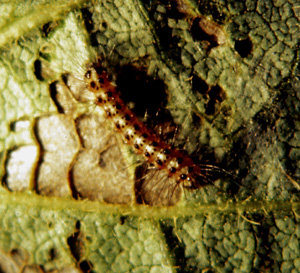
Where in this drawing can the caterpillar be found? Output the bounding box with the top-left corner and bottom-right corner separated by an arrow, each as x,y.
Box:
82,60 -> 232,205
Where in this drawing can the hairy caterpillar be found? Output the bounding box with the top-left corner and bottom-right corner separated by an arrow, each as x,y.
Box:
80,60 -> 234,205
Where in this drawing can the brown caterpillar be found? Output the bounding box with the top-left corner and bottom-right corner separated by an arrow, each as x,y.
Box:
84,61 -> 225,201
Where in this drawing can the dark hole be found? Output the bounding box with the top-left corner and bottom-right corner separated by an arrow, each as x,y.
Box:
191,113 -> 201,127
41,22 -> 59,37
116,65 -> 167,119
209,85 -> 225,102
49,248 -> 57,261
68,137 -> 82,200
192,74 -> 209,95
205,100 -> 217,115
9,121 -> 17,132
235,37 -> 252,58
101,21 -> 107,29
120,216 -> 126,225
159,221 -> 187,271
41,22 -> 52,37
79,260 -> 94,273
82,8 -> 94,32
75,220 -> 81,230
205,85 -> 226,115
90,31 -> 99,47
67,220 -> 84,262
49,82 -> 64,113
34,59 -> 44,81
61,73 -> 69,86
90,81 -> 96,88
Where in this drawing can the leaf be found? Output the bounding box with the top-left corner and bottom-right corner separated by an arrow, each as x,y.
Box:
0,0 -> 300,272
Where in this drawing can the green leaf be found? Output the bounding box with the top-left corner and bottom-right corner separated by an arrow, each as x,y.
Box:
0,0 -> 300,272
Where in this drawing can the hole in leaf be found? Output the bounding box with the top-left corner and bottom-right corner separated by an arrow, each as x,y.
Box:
80,260 -> 94,273
49,81 -> 65,113
34,59 -> 44,81
192,74 -> 209,95
120,216 -> 126,225
82,8 -> 94,32
67,220 -> 84,261
235,37 -> 253,58
49,248 -> 57,261
205,85 -> 226,115
41,21 -> 60,37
